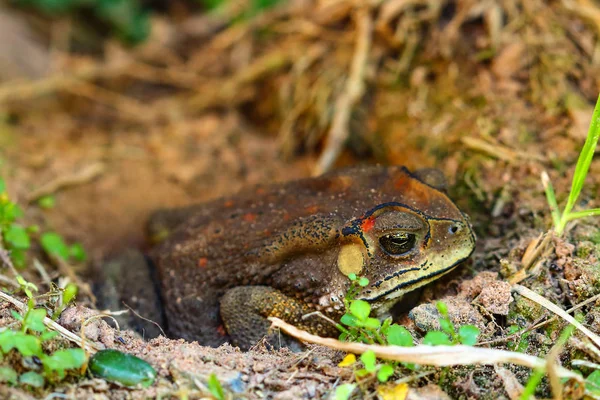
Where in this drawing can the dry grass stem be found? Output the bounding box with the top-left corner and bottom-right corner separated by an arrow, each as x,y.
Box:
55,258 -> 96,304
268,317 -> 582,382
0,62 -> 129,105
461,137 -> 546,164
63,82 -> 153,123
313,5 -> 373,175
26,162 -> 106,202
512,284 -> 600,348
479,292 -> 600,347
513,231 -> 554,280
122,302 -> 166,337
188,51 -> 292,111
0,290 -> 100,353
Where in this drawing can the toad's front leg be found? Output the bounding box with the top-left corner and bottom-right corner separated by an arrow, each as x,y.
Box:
220,286 -> 339,350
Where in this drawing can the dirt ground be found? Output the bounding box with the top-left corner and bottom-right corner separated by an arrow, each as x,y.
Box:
2,0 -> 600,398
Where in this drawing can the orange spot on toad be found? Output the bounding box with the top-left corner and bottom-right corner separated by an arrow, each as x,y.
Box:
243,213 -> 257,222
305,205 -> 319,214
198,257 -> 208,268
224,200 -> 234,208
361,217 -> 375,232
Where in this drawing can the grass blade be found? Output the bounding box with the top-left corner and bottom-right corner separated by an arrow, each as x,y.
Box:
565,208 -> 600,222
561,94 -> 600,219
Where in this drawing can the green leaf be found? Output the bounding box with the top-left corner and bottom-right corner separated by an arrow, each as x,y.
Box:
386,324 -> 413,347
347,273 -> 357,281
19,371 -> 44,388
0,366 -> 17,384
10,310 -> 22,321
586,370 -> 600,395
377,364 -> 394,382
13,333 -> 42,356
3,203 -> 23,222
436,301 -> 449,317
562,94 -> 600,219
439,318 -> 454,336
423,331 -> 451,346
4,225 -> 30,250
358,277 -> 369,287
363,317 -> 381,330
88,349 -> 156,388
69,243 -> 87,262
340,313 -> 359,327
350,300 -> 371,321
360,350 -> 377,372
458,325 -> 480,346
62,283 -> 78,305
40,232 -> 69,260
40,331 -> 59,342
9,249 -> 26,269
37,195 -> 56,209
354,368 -> 370,378
207,373 -> 225,400
334,383 -> 356,400
24,308 -> 47,332
16,276 -> 38,298
0,178 -> 5,193
381,317 -> 392,333
43,348 -> 86,373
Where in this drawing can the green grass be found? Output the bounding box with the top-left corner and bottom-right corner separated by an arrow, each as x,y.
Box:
543,93 -> 600,235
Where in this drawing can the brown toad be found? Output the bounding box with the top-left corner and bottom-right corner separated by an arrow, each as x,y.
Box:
99,166 -> 475,350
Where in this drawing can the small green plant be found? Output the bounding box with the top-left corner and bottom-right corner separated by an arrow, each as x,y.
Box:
37,195 -> 56,210
207,373 -> 226,400
0,181 -> 28,268
0,178 -> 88,268
542,93 -> 600,235
333,383 -> 357,400
422,302 -> 480,346
0,297 -> 86,387
0,179 -> 91,388
337,276 -> 482,389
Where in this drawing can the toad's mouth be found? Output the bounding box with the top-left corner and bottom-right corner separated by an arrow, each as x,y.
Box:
359,254 -> 472,303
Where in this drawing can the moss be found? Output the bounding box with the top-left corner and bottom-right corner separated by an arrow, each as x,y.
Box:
576,241 -> 596,259
508,295 -> 545,326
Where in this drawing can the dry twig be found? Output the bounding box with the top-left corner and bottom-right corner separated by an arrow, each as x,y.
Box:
0,62 -> 128,105
512,284 -> 600,348
313,5 -> 373,175
26,162 -> 105,202
0,290 -> 101,353
268,317 -> 582,382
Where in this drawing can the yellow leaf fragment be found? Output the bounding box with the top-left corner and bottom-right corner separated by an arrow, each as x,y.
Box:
338,353 -> 356,367
377,382 -> 409,400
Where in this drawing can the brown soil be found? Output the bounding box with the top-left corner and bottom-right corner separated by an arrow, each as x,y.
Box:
2,0 -> 600,398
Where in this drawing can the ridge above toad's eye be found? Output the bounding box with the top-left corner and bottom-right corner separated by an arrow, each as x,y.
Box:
378,232 -> 416,256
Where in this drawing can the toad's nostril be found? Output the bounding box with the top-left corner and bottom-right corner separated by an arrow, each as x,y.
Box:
449,224 -> 459,234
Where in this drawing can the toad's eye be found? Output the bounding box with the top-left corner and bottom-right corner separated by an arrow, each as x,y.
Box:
379,233 -> 416,256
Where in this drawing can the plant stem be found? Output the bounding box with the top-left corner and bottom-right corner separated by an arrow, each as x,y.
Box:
541,171 -> 561,229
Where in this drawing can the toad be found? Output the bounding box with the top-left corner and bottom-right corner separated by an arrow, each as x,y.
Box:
99,166 -> 475,350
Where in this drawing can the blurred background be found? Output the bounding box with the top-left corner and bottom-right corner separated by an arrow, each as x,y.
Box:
0,0 -> 599,265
